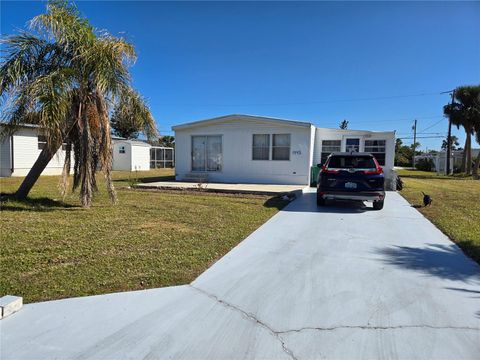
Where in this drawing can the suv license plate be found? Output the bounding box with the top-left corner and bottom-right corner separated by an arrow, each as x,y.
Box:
345,182 -> 357,189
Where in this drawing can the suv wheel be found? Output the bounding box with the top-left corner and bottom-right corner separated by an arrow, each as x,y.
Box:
317,195 -> 326,206
373,200 -> 384,210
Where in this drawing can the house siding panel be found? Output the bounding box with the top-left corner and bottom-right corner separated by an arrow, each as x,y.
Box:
11,128 -> 68,176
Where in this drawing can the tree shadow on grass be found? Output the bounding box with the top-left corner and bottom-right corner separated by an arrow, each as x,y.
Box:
113,175 -> 175,184
0,193 -> 78,212
263,195 -> 291,210
376,243 -> 480,283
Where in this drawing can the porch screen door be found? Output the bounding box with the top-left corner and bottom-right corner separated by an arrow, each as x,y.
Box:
192,135 -> 222,171
346,138 -> 360,152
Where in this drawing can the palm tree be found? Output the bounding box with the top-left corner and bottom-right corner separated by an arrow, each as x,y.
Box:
443,85 -> 480,175
0,1 -> 157,207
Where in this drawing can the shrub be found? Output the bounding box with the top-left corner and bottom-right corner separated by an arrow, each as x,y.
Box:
415,158 -> 435,172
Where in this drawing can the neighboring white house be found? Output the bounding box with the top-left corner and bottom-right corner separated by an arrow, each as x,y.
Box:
415,149 -> 480,174
173,114 -> 396,188
0,124 -> 69,177
0,125 -> 170,177
112,139 -> 151,171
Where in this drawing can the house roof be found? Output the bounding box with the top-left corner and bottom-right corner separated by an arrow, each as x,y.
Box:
113,139 -> 151,147
172,114 -> 313,131
0,122 -> 40,129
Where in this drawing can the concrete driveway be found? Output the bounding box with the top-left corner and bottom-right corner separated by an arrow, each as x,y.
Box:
2,190 -> 479,359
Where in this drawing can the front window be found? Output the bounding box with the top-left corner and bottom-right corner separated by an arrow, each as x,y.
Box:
252,134 -> 270,160
320,140 -> 341,165
365,140 -> 386,166
192,135 -> 222,171
272,134 -> 290,161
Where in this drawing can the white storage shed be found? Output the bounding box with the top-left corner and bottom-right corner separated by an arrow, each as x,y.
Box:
112,140 -> 151,171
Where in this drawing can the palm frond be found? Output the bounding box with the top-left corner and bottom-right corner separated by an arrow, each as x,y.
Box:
85,36 -> 136,97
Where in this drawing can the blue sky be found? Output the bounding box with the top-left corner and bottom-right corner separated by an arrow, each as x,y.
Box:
2,1 -> 479,150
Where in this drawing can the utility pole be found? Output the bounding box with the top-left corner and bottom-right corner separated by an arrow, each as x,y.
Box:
446,89 -> 455,175
412,119 -> 417,168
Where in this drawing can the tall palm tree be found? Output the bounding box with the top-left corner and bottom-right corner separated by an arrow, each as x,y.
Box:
444,85 -> 480,175
0,1 -> 157,207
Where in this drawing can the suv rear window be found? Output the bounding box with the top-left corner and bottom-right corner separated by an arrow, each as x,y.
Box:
327,155 -> 376,169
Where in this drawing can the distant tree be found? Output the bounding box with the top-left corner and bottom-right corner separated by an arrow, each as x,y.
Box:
110,88 -> 156,140
157,135 -> 175,147
441,135 -> 460,151
395,138 -> 415,167
339,119 -> 349,129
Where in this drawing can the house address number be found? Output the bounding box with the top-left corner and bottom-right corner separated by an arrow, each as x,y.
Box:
292,150 -> 301,155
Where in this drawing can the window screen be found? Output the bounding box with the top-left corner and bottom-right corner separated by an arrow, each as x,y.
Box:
252,134 -> 270,160
272,134 -> 290,160
320,140 -> 341,165
365,140 -> 386,166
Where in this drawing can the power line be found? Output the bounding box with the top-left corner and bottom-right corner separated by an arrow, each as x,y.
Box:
397,135 -> 446,139
418,118 -> 446,134
352,115 -> 443,125
154,91 -> 448,107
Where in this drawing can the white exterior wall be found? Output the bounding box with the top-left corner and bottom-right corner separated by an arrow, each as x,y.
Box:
112,142 -> 132,171
0,127 -> 69,177
131,145 -> 151,171
175,119 -> 314,185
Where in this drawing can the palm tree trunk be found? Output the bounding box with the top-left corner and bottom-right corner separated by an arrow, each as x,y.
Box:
461,135 -> 468,172
15,145 -> 61,199
466,133 -> 472,175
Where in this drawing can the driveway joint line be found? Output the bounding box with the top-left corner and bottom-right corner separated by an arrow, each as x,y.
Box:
189,285 -> 298,360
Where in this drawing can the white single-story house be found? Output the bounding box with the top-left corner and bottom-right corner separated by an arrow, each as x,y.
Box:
0,124 -> 70,177
173,114 -> 396,188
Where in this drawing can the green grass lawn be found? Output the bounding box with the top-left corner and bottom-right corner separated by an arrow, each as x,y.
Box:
0,169 -> 287,303
399,172 -> 480,264
395,168 -> 471,179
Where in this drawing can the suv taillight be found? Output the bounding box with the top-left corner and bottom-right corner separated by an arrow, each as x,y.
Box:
363,158 -> 383,175
321,165 -> 340,174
